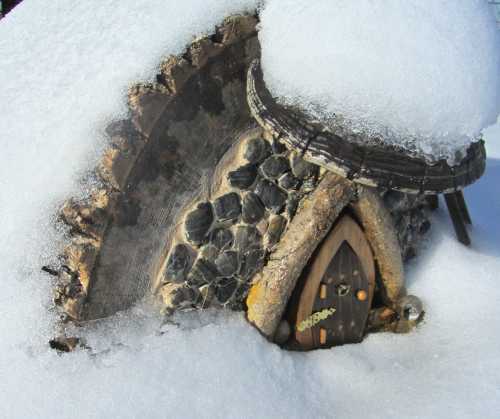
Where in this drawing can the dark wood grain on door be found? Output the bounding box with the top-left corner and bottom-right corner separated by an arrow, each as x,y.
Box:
293,215 -> 375,350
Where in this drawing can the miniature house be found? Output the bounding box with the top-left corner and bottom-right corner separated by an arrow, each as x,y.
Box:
50,14 -> 485,351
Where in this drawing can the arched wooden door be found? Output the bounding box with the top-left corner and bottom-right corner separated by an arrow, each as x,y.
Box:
290,215 -> 375,350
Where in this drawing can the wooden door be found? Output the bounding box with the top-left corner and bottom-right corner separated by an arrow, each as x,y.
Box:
291,215 -> 375,350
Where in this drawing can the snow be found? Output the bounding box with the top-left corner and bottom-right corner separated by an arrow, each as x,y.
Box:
0,0 -> 259,329
259,0 -> 500,163
1,1 -> 500,418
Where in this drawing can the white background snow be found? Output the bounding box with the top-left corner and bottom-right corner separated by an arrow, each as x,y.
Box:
260,0 -> 500,163
0,1 -> 499,418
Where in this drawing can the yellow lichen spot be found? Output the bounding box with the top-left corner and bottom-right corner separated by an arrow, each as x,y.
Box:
296,307 -> 336,332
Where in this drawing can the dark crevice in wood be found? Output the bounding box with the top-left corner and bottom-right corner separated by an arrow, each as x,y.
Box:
301,132 -> 318,158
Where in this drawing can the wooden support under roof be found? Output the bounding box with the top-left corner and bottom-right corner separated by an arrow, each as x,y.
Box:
444,192 -> 471,246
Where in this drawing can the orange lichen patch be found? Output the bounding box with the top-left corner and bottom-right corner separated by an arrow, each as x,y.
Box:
246,280 -> 263,311
246,173 -> 354,338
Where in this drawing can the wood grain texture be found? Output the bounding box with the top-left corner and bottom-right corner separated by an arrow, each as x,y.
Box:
351,185 -> 406,304
82,19 -> 260,320
247,59 -> 486,195
294,215 -> 375,349
245,172 -> 355,338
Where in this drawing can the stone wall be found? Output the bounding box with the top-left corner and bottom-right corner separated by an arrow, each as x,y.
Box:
53,14 -> 261,321
159,127 -> 324,314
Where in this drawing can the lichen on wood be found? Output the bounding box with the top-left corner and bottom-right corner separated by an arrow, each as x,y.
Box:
246,172 -> 355,338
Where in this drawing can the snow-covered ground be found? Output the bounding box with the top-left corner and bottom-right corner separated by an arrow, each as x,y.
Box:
1,1 -> 499,418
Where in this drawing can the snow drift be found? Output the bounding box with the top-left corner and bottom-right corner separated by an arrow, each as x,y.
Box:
259,0 -> 500,162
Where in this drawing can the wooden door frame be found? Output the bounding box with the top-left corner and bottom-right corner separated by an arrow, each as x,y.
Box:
294,214 -> 376,348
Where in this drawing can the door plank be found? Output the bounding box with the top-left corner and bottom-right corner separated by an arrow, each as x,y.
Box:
294,215 -> 375,349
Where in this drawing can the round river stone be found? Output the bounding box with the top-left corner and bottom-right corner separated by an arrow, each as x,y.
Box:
187,258 -> 219,286
234,225 -> 262,252
215,277 -> 239,304
213,192 -> 241,222
290,153 -> 319,179
165,244 -> 191,283
254,178 -> 288,213
215,250 -> 240,277
244,137 -> 271,164
228,163 -> 258,189
209,227 -> 234,250
185,202 -> 213,245
241,192 -> 265,224
278,172 -> 301,190
260,156 -> 290,179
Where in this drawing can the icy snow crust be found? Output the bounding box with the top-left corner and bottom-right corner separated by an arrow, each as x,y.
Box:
259,0 -> 500,163
1,1 -> 500,418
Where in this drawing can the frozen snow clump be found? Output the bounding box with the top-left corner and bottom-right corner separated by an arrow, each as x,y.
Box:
259,0 -> 500,163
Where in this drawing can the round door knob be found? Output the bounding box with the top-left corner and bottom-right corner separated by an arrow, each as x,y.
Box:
356,289 -> 368,301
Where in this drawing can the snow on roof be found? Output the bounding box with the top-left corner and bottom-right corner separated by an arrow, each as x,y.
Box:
0,1 -> 500,418
259,0 -> 500,163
